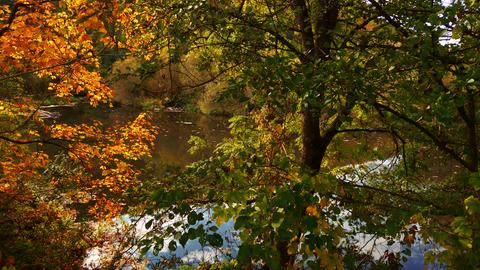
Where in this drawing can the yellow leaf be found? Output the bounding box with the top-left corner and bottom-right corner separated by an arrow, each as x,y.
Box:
306,205 -> 318,217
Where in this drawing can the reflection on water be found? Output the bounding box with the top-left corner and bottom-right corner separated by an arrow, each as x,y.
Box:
45,104 -> 441,269
82,157 -> 443,270
47,103 -> 230,173
83,211 -> 239,270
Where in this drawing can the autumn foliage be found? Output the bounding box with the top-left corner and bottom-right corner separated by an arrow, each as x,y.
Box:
0,0 -> 156,268
3,0 -> 480,268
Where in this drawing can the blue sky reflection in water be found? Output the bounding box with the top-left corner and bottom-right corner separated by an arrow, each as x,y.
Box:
84,157 -> 446,269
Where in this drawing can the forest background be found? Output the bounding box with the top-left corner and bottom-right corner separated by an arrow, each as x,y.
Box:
1,0 -> 480,269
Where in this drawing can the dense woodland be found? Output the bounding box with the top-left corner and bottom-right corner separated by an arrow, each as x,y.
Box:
1,0 -> 480,269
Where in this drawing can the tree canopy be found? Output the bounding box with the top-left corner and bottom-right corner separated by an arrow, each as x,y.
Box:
1,0 -> 480,269
134,0 -> 480,268
0,0 -> 156,267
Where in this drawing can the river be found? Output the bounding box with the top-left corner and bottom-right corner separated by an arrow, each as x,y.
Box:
42,104 -> 442,269
44,103 -> 230,171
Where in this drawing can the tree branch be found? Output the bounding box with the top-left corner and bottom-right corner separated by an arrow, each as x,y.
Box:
0,59 -> 76,82
339,178 -> 442,210
336,128 -> 391,134
367,0 -> 409,38
0,135 -> 67,149
374,102 -> 472,171
0,1 -> 58,38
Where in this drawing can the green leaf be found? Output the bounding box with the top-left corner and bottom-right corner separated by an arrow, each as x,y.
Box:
402,248 -> 412,256
206,233 -> 223,247
188,212 -> 200,225
271,211 -> 284,229
168,240 -> 177,251
208,225 -> 219,232
234,215 -> 250,229
452,26 -> 462,39
140,245 -> 150,256
179,233 -> 189,247
465,196 -> 480,216
237,246 -> 251,265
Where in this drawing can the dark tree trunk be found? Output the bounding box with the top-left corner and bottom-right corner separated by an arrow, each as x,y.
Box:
274,1 -> 340,266
301,105 -> 322,172
292,0 -> 339,173
456,90 -> 478,172
466,93 -> 478,172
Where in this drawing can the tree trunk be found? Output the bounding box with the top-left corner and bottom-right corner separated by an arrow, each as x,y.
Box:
275,0 -> 340,265
301,105 -> 322,172
466,93 -> 478,172
292,0 -> 339,173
